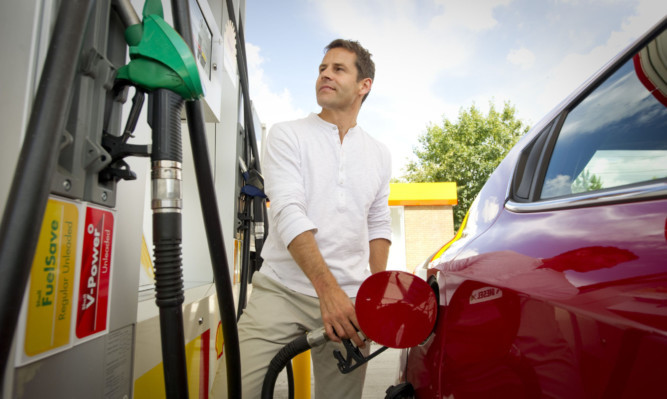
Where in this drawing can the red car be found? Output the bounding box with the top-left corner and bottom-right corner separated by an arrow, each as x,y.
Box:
392,15 -> 667,399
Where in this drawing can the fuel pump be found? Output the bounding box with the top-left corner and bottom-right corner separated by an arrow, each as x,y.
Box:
223,0 -> 269,319
0,0 -> 245,397
116,1 -> 205,396
91,0 -> 245,396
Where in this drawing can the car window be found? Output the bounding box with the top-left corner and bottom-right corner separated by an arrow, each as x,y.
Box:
540,33 -> 667,199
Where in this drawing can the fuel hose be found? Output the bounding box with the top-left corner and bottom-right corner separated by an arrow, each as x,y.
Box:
149,88 -> 189,399
169,1 -> 242,397
261,328 -> 329,399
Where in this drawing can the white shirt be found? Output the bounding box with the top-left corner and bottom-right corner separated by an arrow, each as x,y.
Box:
259,113 -> 392,297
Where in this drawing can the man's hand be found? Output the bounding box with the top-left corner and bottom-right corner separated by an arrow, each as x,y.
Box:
317,279 -> 365,347
287,231 -> 365,347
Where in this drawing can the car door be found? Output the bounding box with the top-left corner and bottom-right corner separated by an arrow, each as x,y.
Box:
403,19 -> 667,399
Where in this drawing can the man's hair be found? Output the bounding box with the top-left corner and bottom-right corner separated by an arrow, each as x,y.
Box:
325,39 -> 375,102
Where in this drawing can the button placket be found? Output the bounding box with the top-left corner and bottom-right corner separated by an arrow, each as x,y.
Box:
337,136 -> 347,209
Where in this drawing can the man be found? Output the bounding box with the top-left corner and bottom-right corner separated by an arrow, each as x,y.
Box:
220,39 -> 392,398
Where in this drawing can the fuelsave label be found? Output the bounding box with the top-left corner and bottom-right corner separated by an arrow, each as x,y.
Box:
24,198 -> 79,356
76,206 -> 114,339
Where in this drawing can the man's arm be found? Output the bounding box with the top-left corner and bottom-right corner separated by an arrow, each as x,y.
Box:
287,230 -> 365,347
369,238 -> 391,274
367,146 -> 392,274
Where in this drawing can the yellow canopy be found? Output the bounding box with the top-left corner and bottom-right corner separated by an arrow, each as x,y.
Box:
389,182 -> 457,206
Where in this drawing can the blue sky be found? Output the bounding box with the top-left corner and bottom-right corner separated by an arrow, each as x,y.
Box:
244,0 -> 667,178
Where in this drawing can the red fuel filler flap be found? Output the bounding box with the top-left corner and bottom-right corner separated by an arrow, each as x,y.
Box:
356,271 -> 438,348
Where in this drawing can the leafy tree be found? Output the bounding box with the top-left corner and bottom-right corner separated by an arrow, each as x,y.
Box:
403,101 -> 529,230
572,169 -> 604,193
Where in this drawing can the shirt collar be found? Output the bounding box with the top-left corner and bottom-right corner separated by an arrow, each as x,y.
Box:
309,113 -> 359,137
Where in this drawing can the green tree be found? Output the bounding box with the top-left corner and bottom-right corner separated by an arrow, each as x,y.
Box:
572,169 -> 604,193
403,101 -> 529,230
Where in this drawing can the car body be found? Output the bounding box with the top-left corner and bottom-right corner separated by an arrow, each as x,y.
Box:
396,16 -> 667,399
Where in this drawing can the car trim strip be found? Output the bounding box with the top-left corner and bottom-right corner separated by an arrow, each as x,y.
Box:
506,182 -> 667,213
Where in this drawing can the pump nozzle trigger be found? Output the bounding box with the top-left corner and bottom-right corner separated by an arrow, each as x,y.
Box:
333,335 -> 388,374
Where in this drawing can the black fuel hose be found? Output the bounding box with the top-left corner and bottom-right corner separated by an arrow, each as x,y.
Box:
261,328 -> 328,399
261,335 -> 310,399
183,99 -> 243,398
169,1 -> 242,398
149,88 -> 189,399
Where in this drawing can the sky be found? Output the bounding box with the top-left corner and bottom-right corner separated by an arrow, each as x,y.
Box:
243,0 -> 667,179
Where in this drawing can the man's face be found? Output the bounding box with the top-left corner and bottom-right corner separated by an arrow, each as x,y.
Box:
316,47 -> 369,111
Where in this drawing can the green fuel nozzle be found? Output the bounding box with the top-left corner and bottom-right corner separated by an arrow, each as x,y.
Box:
117,0 -> 203,100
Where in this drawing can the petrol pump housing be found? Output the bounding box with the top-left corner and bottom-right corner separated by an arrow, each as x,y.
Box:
0,0 -> 255,397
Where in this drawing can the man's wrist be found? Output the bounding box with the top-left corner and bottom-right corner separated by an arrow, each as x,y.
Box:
310,267 -> 338,295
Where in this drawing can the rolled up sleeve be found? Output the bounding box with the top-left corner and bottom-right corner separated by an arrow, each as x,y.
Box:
263,124 -> 317,247
367,147 -> 392,242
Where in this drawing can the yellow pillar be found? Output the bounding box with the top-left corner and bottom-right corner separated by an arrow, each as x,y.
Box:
292,350 -> 311,399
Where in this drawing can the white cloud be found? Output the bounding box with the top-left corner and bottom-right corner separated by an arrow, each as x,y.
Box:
431,0 -> 513,32
245,42 -> 306,134
507,47 -> 536,70
537,0 -> 667,116
542,174 -> 573,198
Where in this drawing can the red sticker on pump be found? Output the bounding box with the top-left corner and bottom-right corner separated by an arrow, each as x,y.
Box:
76,206 -> 114,339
